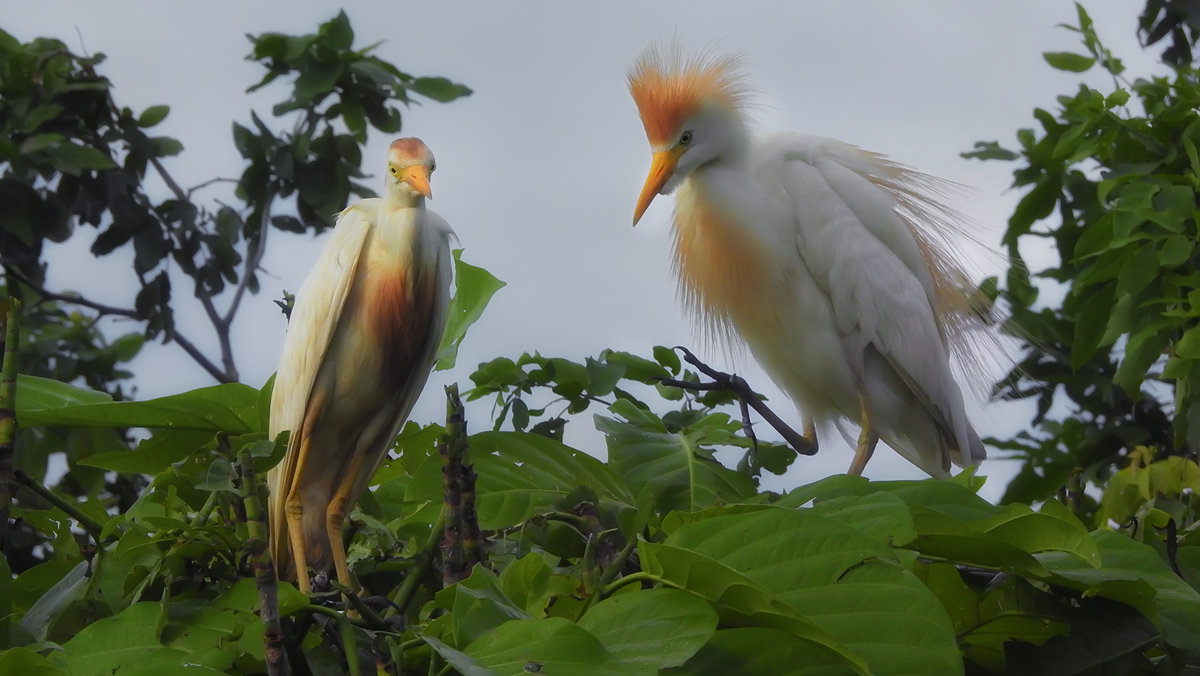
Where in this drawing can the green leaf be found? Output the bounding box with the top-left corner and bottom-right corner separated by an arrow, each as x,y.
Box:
0,649 -> 68,676
665,508 -> 962,676
17,382 -> 261,433
435,250 -> 505,370
578,588 -> 718,671
600,408 -> 757,513
407,431 -> 633,529
16,375 -> 113,411
1037,530 -> 1200,653
137,105 -> 169,128
19,561 -> 89,642
1071,283 -> 1115,370
808,491 -> 918,548
639,540 -> 869,675
499,552 -> 578,617
317,10 -> 354,50
1159,234 -> 1193,268
411,76 -> 473,103
1043,51 -> 1096,72
669,627 -> 865,676
463,618 -> 630,676
79,429 -> 213,473
44,141 -> 116,174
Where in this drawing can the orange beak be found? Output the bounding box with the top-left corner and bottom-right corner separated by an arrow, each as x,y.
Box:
633,148 -> 683,225
399,165 -> 432,199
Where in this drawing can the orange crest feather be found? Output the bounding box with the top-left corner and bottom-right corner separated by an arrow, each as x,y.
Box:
628,45 -> 748,146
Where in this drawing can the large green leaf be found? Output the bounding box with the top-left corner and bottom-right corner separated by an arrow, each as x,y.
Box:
498,552 -> 579,618
664,507 -> 963,676
78,429 -> 214,474
17,381 -> 261,433
578,588 -> 718,671
0,648 -> 69,676
638,541 -> 868,675
666,627 -> 865,676
19,561 -> 89,642
407,431 -> 634,529
15,374 -> 112,411
435,249 -> 505,371
55,583 -> 272,675
463,617 -> 630,676
1037,529 -> 1200,653
599,409 -> 757,514
433,567 -> 530,649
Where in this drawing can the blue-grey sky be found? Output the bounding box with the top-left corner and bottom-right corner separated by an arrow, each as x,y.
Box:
5,2 -> 1164,498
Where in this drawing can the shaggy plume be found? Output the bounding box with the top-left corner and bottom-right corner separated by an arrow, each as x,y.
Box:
628,44 -> 749,146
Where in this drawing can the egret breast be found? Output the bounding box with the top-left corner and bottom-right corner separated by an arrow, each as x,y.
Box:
671,182 -> 777,339
365,258 -> 438,391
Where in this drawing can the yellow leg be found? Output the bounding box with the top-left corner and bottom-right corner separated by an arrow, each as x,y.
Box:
803,417 -> 819,453
284,490 -> 312,594
325,450 -> 370,594
847,394 -> 878,476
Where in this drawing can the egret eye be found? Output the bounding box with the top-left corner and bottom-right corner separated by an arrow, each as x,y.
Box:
430,162 -> 437,173
679,130 -> 694,146
389,166 -> 398,176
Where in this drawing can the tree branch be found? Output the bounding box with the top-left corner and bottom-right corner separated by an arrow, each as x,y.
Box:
171,329 -> 233,383
223,192 -> 274,326
235,439 -> 289,676
5,269 -> 138,319
186,176 -> 239,199
1,299 -> 20,553
660,346 -> 818,456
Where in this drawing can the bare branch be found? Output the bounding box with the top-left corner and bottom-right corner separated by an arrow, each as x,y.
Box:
661,346 -> 818,457
171,329 -> 234,383
148,155 -> 188,203
223,193 -> 274,326
5,269 -> 139,319
186,176 -> 239,199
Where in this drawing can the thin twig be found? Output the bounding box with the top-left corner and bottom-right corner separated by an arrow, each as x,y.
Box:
661,346 -> 818,456
186,176 -> 239,199
13,468 -> 103,541
6,270 -> 138,318
171,330 -> 232,383
223,192 -> 274,326
149,155 -> 189,204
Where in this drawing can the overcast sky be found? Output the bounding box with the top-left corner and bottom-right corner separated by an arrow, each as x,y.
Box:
6,2 -> 1165,499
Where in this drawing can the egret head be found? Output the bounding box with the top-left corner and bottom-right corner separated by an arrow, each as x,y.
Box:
628,45 -> 749,224
386,137 -> 436,201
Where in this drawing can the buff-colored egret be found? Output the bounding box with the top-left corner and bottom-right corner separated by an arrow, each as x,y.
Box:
628,46 -> 987,477
268,138 -> 453,592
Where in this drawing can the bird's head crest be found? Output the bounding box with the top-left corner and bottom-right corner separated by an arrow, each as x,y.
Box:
628,45 -> 748,147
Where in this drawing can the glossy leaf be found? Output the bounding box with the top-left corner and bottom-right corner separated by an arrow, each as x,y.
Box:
435,249 -> 506,371
577,588 -> 718,671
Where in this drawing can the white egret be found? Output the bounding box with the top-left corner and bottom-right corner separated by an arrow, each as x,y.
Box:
268,137 -> 453,592
628,46 -> 987,477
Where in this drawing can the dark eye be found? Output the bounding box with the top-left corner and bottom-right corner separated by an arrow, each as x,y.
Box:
389,166 -> 398,175
679,130 -> 693,145
430,162 -> 436,173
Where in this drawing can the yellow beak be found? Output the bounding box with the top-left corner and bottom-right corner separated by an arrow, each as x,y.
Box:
633,148 -> 683,226
400,165 -> 432,199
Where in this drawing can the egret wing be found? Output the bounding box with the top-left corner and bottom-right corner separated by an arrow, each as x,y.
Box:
767,141 -> 976,469
267,202 -> 375,567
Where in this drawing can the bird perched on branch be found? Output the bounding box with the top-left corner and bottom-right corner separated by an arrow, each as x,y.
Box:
268,137 -> 453,592
628,45 -> 988,477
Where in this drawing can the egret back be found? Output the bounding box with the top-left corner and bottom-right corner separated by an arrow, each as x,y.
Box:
674,133 -> 986,476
